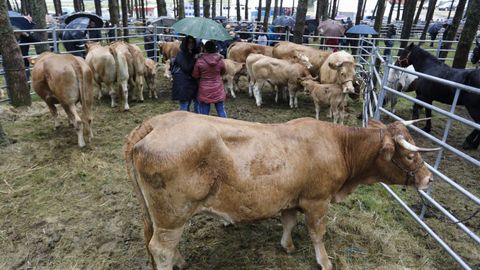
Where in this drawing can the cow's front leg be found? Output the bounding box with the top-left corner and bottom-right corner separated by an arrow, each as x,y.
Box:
302,200 -> 332,270
288,89 -> 294,108
294,91 -> 299,108
253,82 -> 263,107
280,209 -> 297,253
149,226 -> 184,270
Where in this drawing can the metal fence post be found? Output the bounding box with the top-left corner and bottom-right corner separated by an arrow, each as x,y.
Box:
374,56 -> 390,120
52,26 -> 58,53
436,39 -> 442,58
153,24 -> 158,62
115,25 -> 118,41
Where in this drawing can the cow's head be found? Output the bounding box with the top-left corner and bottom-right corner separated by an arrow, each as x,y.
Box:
387,68 -> 403,92
294,51 -> 313,69
368,118 -> 440,190
328,60 -> 356,93
299,77 -> 318,94
85,42 -> 101,53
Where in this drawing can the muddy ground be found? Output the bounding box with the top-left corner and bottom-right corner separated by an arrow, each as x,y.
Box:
0,69 -> 479,270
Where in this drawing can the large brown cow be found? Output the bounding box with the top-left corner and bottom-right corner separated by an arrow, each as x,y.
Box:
125,112 -> 439,270
273,41 -> 332,77
85,42 -> 117,107
158,40 -> 181,63
32,52 -> 94,148
250,55 -> 313,108
227,42 -> 274,63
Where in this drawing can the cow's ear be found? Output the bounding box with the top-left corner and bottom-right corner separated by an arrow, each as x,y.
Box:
328,62 -> 338,70
380,135 -> 395,161
368,118 -> 387,129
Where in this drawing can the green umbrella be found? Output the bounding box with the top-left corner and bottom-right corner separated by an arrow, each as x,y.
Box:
172,17 -> 232,41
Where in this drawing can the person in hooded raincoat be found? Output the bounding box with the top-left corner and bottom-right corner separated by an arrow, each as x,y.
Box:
192,40 -> 227,118
171,35 -> 199,112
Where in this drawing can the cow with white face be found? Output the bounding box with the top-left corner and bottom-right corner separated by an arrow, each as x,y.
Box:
320,51 -> 356,94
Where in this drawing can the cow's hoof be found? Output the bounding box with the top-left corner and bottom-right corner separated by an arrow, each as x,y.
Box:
282,243 -> 296,254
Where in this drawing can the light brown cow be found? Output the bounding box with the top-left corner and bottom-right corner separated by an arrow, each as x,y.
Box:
227,42 -> 273,63
85,42 -> 117,107
126,43 -> 146,102
32,52 -> 94,148
158,40 -> 181,63
125,111 -> 439,270
273,41 -> 332,77
319,50 -> 356,94
144,58 -> 157,99
222,59 -> 245,98
250,55 -> 312,108
301,79 -> 354,124
163,60 -> 172,80
109,41 -> 131,110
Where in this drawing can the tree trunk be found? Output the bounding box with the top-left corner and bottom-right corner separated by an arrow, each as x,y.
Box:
321,0 -> 328,20
156,0 -> 167,16
447,0 -> 454,19
173,0 -> 176,17
73,0 -> 81,12
228,0 -> 231,18
280,0 -> 283,15
361,0 -> 367,18
194,0 -> 200,16
396,0 -> 401,20
177,0 -> 185,18
413,0 -> 425,25
109,0 -> 120,27
236,0 -> 241,20
20,0 -> 30,14
6,0 -> 12,10
245,0 -> 249,20
0,0 -> 31,107
387,0 -> 395,24
80,0 -> 85,11
438,0 -> 467,60
373,0 -> 385,33
401,0 -> 408,21
257,0 -> 262,21
330,0 -> 337,19
453,0 -> 480,67
134,0 -> 139,19
204,0 -> 211,17
273,0 -> 279,20
371,1 -> 378,17
139,0 -> 146,23
121,0 -> 129,40
27,0 -> 49,54
400,0 -> 418,48
263,0 -> 272,29
212,0 -> 216,17
419,0 -> 437,41
293,0 -> 307,43
53,0 -> 62,15
94,0 -> 102,16
356,0 -> 363,25
220,0 -> 222,16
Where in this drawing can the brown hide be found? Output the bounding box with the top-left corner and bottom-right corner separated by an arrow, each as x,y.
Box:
227,42 -> 274,63
158,40 -> 181,63
85,42 -> 117,107
125,111 -> 433,269
32,52 -> 94,148
144,58 -> 157,99
273,41 -> 331,77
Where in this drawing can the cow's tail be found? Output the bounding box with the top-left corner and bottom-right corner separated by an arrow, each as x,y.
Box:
76,59 -> 93,139
124,119 -> 156,266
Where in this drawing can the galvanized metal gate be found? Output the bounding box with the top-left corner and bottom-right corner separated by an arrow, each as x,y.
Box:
358,37 -> 480,270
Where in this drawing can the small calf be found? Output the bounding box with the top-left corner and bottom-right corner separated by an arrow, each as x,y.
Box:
144,58 -> 158,99
301,79 -> 353,124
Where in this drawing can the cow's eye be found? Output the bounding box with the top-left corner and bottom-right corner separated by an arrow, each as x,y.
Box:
406,154 -> 414,161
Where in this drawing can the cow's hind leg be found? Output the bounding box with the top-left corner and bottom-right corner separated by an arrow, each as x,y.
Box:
120,80 -> 130,111
67,104 -> 86,147
302,199 -> 332,270
107,83 -> 117,108
136,75 -> 145,102
280,209 -> 297,253
254,81 -> 264,107
46,97 -> 60,129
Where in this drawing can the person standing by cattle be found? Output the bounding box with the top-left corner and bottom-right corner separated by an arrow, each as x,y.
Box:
384,24 -> 396,57
144,24 -> 157,61
171,35 -> 199,112
192,40 -> 227,118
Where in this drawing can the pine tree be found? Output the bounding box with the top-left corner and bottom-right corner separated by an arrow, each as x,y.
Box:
438,0 -> 467,60
420,0 -> 437,41
293,0 -> 308,44
399,0 -> 418,48
28,0 -> 49,54
263,0 -> 272,29
453,0 -> 480,68
94,0 -> 102,16
204,0 -> 210,17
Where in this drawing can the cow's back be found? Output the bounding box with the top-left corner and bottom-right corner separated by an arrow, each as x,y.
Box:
86,46 -> 116,84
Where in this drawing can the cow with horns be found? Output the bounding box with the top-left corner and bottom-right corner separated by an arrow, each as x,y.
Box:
125,113 -> 439,270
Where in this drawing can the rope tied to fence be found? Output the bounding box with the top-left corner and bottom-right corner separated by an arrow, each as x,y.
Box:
416,190 -> 480,225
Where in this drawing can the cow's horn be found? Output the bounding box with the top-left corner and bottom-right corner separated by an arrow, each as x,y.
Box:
395,135 -> 441,152
401,117 -> 431,126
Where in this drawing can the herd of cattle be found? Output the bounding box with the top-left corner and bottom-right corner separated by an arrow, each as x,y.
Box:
22,37 -> 450,270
